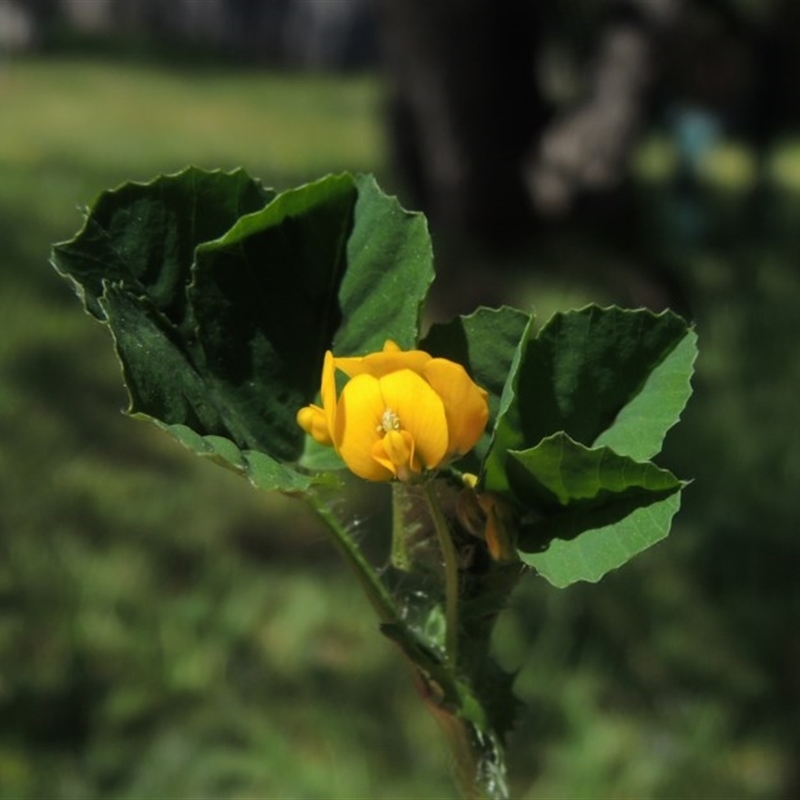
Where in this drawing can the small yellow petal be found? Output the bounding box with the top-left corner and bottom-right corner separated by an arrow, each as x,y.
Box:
332,354 -> 363,377
370,437 -> 395,477
321,351 -> 337,444
372,429 -> 419,480
296,404 -> 332,446
336,374 -> 394,481
378,369 -> 448,470
386,429 -> 419,470
423,359 -> 489,455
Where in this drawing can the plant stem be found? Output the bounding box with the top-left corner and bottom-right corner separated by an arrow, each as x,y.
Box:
311,488 -> 508,800
443,718 -> 509,800
423,481 -> 460,668
308,493 -> 400,626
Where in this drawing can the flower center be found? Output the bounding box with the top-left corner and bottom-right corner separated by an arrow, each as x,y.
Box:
371,407 -> 419,480
379,408 -> 401,433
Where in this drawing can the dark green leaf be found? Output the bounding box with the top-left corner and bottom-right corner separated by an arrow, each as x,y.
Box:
189,172 -> 358,460
379,619 -> 514,748
100,283 -> 226,436
479,314 -> 537,496
483,305 -> 694,494
52,167 -> 273,325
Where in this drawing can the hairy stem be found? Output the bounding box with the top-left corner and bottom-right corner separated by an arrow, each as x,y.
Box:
308,493 -> 400,626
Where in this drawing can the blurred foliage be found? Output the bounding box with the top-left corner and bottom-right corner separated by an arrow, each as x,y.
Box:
0,55 -> 798,799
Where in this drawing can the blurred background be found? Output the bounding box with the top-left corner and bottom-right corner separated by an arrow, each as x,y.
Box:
1,0 -> 799,797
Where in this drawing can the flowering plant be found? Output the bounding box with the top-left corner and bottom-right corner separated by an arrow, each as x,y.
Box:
52,169 -> 695,799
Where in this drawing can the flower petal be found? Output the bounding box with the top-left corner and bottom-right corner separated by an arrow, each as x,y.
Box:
321,350 -> 337,444
296,404 -> 332,446
336,342 -> 431,378
378,369 -> 448,470
385,429 -> 418,471
336,373 -> 394,481
372,429 -> 418,479
423,359 -> 489,455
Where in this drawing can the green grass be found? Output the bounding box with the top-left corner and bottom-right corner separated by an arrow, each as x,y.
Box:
0,57 -> 384,182
1,55 -> 799,799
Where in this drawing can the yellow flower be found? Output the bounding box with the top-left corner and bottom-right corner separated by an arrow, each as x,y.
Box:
297,341 -> 489,482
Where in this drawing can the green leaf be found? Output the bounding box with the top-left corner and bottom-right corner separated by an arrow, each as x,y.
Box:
505,432 -> 684,588
483,305 -> 694,494
520,491 -> 682,587
421,306 -> 531,467
479,314 -> 537,495
52,167 -> 273,325
99,283 -> 227,436
52,168 -> 436,492
188,172 -> 358,460
334,173 -> 434,355
154,423 -> 328,494
508,432 -> 682,509
458,562 -> 525,740
594,326 -> 698,460
300,435 -> 347,472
